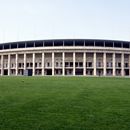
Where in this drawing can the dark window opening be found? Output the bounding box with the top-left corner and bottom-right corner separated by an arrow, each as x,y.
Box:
11,43 -> 17,49
26,42 -> 34,48
85,40 -> 94,46
95,41 -> 104,47
39,62 -> 41,67
125,69 -> 129,76
46,69 -> 52,75
44,41 -> 53,46
75,40 -> 84,46
87,62 -> 92,67
47,62 -> 50,67
35,41 -> 43,47
4,44 -> 10,49
70,62 -> 73,67
75,62 -> 78,67
0,45 -> 3,50
123,42 -> 129,48
75,69 -> 83,75
28,69 -> 32,76
4,70 -> 8,75
65,62 -> 69,67
125,63 -> 128,67
30,63 -> 33,67
64,40 -> 74,46
18,63 -> 21,67
35,63 -> 37,67
54,40 -> 63,46
116,63 -> 121,67
27,63 -> 29,67
18,43 -> 26,48
79,62 -> 83,67
105,41 -> 113,47
56,62 -> 58,67
55,69 -> 58,74
114,42 -> 122,48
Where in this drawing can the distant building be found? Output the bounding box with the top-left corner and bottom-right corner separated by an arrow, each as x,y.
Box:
0,39 -> 130,76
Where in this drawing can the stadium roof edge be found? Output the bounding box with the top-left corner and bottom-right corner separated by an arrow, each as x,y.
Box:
0,39 -> 130,45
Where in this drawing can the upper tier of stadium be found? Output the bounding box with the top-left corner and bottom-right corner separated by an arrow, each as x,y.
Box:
0,39 -> 130,50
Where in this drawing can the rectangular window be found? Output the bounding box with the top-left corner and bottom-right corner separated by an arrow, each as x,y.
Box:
39,62 -> 41,67
27,63 -> 29,67
65,62 -> 68,67
56,62 -> 58,67
30,63 -> 33,67
47,62 -> 50,67
79,62 -> 83,67
70,62 -> 73,67
125,63 -> 128,67
88,62 -> 92,67
75,62 -> 78,67
35,63 -> 37,67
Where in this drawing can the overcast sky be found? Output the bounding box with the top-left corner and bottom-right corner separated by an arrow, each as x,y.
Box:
0,0 -> 130,43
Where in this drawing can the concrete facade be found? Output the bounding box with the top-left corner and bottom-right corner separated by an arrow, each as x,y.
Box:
0,39 -> 130,76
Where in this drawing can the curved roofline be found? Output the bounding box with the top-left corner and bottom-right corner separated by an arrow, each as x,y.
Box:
0,38 -> 130,45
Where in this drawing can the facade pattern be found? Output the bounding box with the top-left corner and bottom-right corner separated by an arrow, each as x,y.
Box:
0,39 -> 130,76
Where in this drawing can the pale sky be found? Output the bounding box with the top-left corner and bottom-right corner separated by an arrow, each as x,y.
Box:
0,0 -> 130,43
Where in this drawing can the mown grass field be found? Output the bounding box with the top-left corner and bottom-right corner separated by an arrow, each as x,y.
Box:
0,77 -> 130,130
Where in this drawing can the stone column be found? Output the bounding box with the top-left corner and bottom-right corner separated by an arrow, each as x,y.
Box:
113,53 -> 115,76
32,53 -> 35,76
93,52 -> 96,76
103,53 -> 106,76
62,52 -> 65,76
1,55 -> 3,76
128,54 -> 130,76
121,53 -> 124,76
42,52 -> 44,76
8,54 -> 10,76
83,52 -> 86,76
52,52 -> 55,76
73,52 -> 75,76
16,53 -> 18,76
24,53 -> 26,71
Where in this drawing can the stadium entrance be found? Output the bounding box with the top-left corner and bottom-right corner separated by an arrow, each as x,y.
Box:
4,70 -> 8,75
45,69 -> 52,75
24,69 -> 32,76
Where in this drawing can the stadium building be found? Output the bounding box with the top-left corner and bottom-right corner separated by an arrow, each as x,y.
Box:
0,39 -> 130,76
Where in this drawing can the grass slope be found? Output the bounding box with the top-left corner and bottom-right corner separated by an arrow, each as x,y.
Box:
0,77 -> 130,130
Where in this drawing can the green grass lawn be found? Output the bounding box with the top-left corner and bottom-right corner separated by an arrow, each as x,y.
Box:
0,77 -> 130,130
